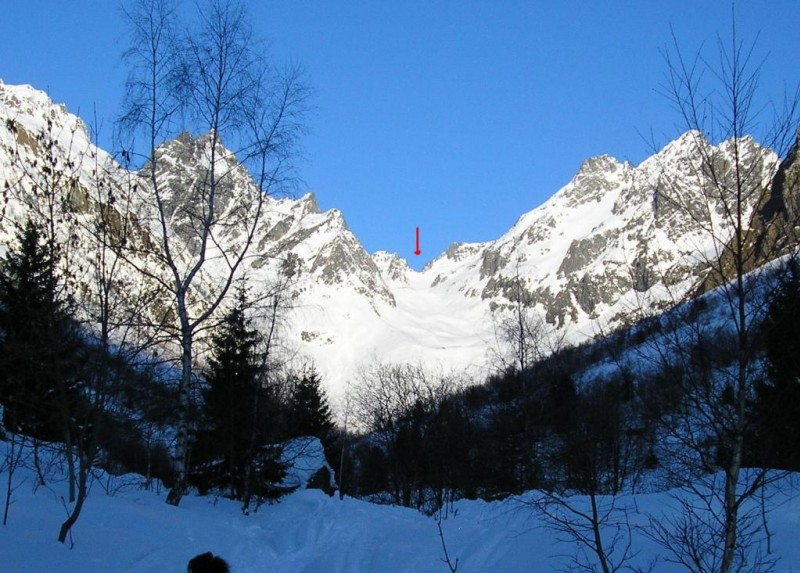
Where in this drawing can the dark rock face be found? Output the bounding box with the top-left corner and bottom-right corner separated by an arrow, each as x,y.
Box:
558,232 -> 615,277
693,136 -> 799,294
753,137 -> 800,262
147,132 -> 257,257
372,252 -> 411,284
311,234 -> 395,303
479,249 -> 505,279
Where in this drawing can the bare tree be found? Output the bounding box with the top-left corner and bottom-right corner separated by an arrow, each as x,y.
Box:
1,111 -> 108,526
641,18 -> 800,573
524,492 -> 643,573
351,362 -> 427,506
435,509 -> 460,573
240,270 -> 296,515
491,259 -> 562,380
490,258 -> 568,490
119,0 -> 308,506
56,118 -> 163,543
2,431 -> 28,527
351,362 -> 462,510
513,375 -> 653,573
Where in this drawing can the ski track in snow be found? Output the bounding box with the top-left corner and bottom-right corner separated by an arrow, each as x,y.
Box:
2,456 -> 800,572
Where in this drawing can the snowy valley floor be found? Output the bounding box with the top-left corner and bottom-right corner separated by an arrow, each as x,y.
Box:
2,458 -> 800,572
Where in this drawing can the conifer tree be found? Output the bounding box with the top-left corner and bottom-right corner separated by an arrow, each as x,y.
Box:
756,260 -> 800,470
287,370 -> 335,447
195,288 -> 262,498
0,220 -> 82,441
193,286 -> 287,507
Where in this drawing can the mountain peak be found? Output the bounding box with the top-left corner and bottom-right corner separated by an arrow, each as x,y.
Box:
555,154 -> 630,209
0,80 -> 66,116
299,192 -> 321,215
372,251 -> 412,283
576,154 -> 624,175
0,80 -> 789,398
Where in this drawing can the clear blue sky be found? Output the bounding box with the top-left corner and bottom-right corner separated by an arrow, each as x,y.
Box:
2,1 -> 799,269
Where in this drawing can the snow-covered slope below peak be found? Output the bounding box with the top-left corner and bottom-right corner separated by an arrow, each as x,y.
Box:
287,268 -> 492,403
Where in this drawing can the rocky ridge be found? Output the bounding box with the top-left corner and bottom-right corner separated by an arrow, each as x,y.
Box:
0,80 -> 790,396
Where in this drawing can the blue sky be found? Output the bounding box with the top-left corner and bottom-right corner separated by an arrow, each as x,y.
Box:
2,1 -> 799,269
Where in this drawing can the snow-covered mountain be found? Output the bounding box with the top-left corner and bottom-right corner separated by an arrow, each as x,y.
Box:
424,133 -> 779,327
0,81 -> 787,399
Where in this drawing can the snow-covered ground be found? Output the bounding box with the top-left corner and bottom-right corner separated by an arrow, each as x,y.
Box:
289,269 -> 494,407
2,444 -> 800,572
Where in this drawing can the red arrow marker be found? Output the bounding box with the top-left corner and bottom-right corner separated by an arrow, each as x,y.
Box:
414,227 -> 422,256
